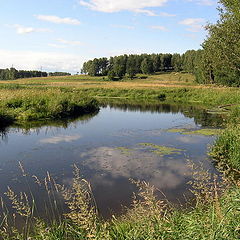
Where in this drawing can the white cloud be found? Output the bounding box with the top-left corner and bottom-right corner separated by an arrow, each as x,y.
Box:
79,0 -> 168,13
179,18 -> 205,32
48,43 -> 66,49
150,25 -> 168,31
134,9 -> 158,16
111,24 -> 135,29
40,135 -> 81,144
187,0 -> 216,6
0,49 -> 86,73
12,24 -> 51,34
159,12 -> 176,17
56,38 -> 83,46
35,15 -> 81,25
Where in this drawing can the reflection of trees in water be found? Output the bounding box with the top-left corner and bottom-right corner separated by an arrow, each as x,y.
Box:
0,100 -> 224,141
0,111 -> 99,139
100,99 -> 224,127
0,127 -> 8,143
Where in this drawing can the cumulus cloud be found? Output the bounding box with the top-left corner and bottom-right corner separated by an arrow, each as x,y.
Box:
0,49 -> 86,73
179,18 -> 205,32
111,24 -> 135,29
159,12 -> 176,17
79,0 -> 168,14
35,15 -> 81,25
40,135 -> 81,144
12,24 -> 51,34
150,25 -> 168,31
187,0 -> 216,6
56,38 -> 83,46
48,43 -> 66,49
81,146 -> 191,189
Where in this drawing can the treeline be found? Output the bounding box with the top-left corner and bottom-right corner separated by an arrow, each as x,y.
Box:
49,72 -> 71,76
81,51 -> 200,79
82,0 -> 240,86
0,68 -> 72,80
0,68 -> 47,80
198,0 -> 240,86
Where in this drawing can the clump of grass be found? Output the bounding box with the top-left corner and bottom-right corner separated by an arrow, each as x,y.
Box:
0,88 -> 99,124
210,125 -> 240,178
60,165 -> 99,239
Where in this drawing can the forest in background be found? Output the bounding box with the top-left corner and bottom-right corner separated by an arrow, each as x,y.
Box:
82,0 -> 240,87
1,1 -> 239,87
0,69 -> 71,80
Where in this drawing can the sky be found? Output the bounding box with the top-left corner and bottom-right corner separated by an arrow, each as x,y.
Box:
0,0 -> 219,73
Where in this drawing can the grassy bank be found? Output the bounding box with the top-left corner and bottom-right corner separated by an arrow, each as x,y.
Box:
0,88 -> 99,127
211,125 -> 240,178
0,73 -> 240,239
1,167 -> 239,240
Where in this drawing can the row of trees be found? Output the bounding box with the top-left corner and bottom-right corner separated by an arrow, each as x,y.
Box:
0,68 -> 48,80
49,72 -> 71,76
0,68 -> 72,80
82,1 -> 240,86
81,52 -> 201,79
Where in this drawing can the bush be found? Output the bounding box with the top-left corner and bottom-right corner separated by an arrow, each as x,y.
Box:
210,125 -> 240,177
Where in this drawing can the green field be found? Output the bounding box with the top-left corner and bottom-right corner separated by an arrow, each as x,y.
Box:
0,73 -> 240,240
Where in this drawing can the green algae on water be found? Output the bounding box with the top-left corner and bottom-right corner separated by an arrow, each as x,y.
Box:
183,128 -> 221,136
167,128 -> 186,133
116,147 -> 133,155
167,128 -> 221,136
139,143 -> 184,156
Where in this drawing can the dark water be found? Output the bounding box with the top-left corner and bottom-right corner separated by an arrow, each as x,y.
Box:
0,102 -> 223,219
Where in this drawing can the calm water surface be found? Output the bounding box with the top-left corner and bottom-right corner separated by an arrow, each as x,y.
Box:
0,102 -> 223,218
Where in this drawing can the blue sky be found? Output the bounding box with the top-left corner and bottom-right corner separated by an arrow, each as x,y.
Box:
0,0 -> 219,73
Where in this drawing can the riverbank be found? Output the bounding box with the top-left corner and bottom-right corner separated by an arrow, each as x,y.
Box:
0,88 -> 99,128
1,166 -> 239,240
0,73 -> 239,239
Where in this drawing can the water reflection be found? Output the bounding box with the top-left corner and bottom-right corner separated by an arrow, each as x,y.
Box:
0,101 -> 222,219
100,99 -> 225,127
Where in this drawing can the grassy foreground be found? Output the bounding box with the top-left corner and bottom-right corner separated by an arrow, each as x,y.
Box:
0,88 -> 99,127
0,73 -> 240,239
0,166 -> 239,240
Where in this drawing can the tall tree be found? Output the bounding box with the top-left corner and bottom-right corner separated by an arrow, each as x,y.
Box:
200,0 -> 240,86
141,58 -> 154,74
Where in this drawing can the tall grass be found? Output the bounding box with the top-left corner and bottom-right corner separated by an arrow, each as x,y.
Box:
1,73 -> 240,239
0,164 -> 239,240
0,88 -> 99,126
210,106 -> 240,179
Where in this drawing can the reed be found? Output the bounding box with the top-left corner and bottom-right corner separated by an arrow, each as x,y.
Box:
0,164 -> 239,240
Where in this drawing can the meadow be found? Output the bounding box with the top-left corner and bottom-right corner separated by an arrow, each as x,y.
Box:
0,72 -> 240,239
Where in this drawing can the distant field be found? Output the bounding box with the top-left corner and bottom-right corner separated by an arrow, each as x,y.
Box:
1,72 -> 240,108
0,73 -> 198,89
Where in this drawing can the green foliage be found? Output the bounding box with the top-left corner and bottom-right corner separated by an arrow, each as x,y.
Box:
82,52 -> 182,80
0,68 -> 48,80
1,170 -> 240,240
107,69 -> 116,81
141,58 -> 154,74
211,125 -> 240,175
126,55 -> 137,79
171,53 -> 182,72
0,89 -> 99,125
198,0 -> 240,86
49,72 -> 71,76
113,55 -> 127,79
